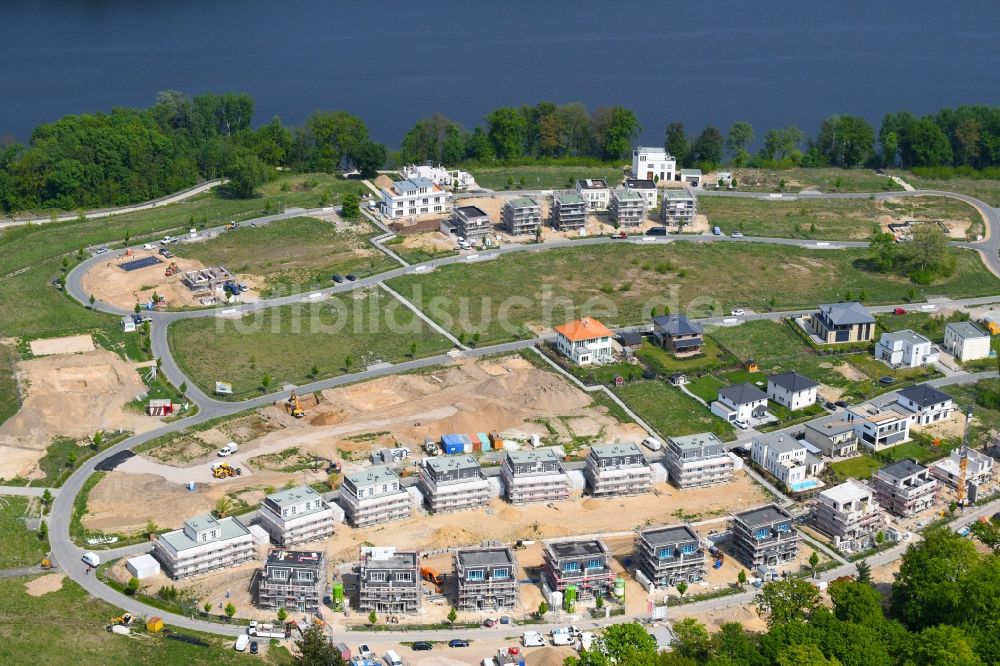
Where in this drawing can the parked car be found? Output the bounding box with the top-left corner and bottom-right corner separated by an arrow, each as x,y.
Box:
234,635 -> 250,652
161,236 -> 173,245
824,401 -> 837,411
712,226 -> 722,235
249,641 -> 258,655
412,641 -> 433,651
893,307 -> 907,315
730,308 -> 746,316
345,274 -> 357,281
835,400 -> 848,408
731,231 -> 744,239
93,247 -> 109,255
449,639 -> 469,648
143,243 -> 155,250
734,419 -> 750,430
645,226 -> 667,236
332,274 -> 345,283
499,615 -> 510,625
217,442 -> 238,457
483,618 -> 498,627
521,632 -> 545,647
642,437 -> 662,452
612,231 -> 628,239
358,644 -> 373,658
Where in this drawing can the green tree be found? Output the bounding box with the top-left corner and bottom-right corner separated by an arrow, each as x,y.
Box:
409,341 -> 417,358
908,624 -> 983,666
760,127 -> 804,161
277,606 -> 288,622
92,431 -> 104,448
816,114 -> 876,167
305,110 -> 370,171
755,578 -> 821,626
737,569 -> 747,588
344,356 -> 353,372
89,294 -> 95,307
38,520 -> 48,540
367,610 -> 377,625
67,451 -> 77,468
340,193 -> 360,219
671,617 -> 710,661
213,496 -> 233,518
125,577 -> 140,596
293,623 -> 345,666
447,607 -> 457,623
854,559 -> 872,584
869,231 -> 898,272
594,594 -> 604,610
690,125 -> 725,168
726,121 -> 755,158
809,551 -> 820,577
144,520 -> 159,538
829,580 -> 883,624
179,381 -> 187,395
970,516 -> 1000,553
599,107 -> 640,161
124,230 -> 130,246
891,528 -> 981,630
571,622 -> 658,666
487,107 -> 528,160
353,140 -> 387,178
224,602 -> 236,618
537,600 -> 548,617
203,601 -> 212,614
904,223 -> 954,281
227,153 -> 270,198
260,373 -> 272,392
665,122 -> 689,166
676,580 -> 688,597
901,116 -> 953,167
881,130 -> 899,167
776,644 -> 843,666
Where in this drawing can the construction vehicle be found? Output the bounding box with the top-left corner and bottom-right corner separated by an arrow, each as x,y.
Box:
40,557 -> 54,570
956,406 -> 974,507
420,566 -> 445,586
212,462 -> 241,479
286,391 -> 305,418
164,262 -> 180,276
109,613 -> 133,627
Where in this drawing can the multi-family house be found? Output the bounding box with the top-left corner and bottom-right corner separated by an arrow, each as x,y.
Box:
418,455 -> 491,513
625,178 -> 658,208
660,189 -> 697,229
943,321 -> 991,362
812,481 -> 884,542
730,504 -> 799,569
541,537 -> 615,599
452,204 -> 493,240
875,329 -> 939,368
930,448 -> 994,489
635,525 -> 705,588
871,458 -> 938,516
255,549 -> 326,613
575,179 -> 611,212
631,146 -> 676,182
501,197 -> 541,236
339,466 -> 412,528
551,192 -> 587,230
501,448 -> 571,505
711,383 -> 769,425
846,399 -> 913,451
153,514 -> 255,580
554,317 -> 614,366
357,547 -> 420,614
609,188 -> 646,228
802,414 -> 859,457
663,432 -> 735,488
896,384 -> 954,425
750,433 -> 824,493
257,485 -> 337,547
810,302 -> 875,344
766,372 -> 818,410
584,443 -> 654,497
380,177 -> 451,219
652,314 -> 703,357
454,546 -> 520,611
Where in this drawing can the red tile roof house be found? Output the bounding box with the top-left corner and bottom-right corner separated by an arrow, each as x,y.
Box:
554,318 -> 614,366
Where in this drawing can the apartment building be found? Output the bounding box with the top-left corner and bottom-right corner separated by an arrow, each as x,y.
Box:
766,372 -> 818,411
635,524 -> 705,588
930,448 -> 994,489
846,400 -> 913,451
255,549 -> 326,613
812,481 -> 884,541
501,197 -> 541,236
875,329 -> 939,368
418,455 -> 490,513
501,448 -> 571,505
896,385 -> 954,426
584,443 -> 654,497
339,466 -> 412,528
663,432 -> 735,488
802,414 -> 858,457
380,177 -> 451,219
625,178 -> 657,208
661,189 -> 697,228
551,192 -> 587,230
943,321 -> 991,362
358,547 -> 420,614
730,504 -> 799,569
631,146 -> 676,182
575,179 -> 611,212
750,433 -> 824,493
871,458 -> 938,517
454,546 -> 520,611
810,302 -> 875,344
153,514 -> 255,580
541,538 -> 615,599
609,187 -> 647,228
257,485 -> 336,547
452,204 -> 493,240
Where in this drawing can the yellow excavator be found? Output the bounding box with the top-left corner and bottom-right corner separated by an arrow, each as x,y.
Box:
287,391 -> 305,418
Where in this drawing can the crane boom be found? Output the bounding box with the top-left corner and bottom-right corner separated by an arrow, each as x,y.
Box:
956,406 -> 973,506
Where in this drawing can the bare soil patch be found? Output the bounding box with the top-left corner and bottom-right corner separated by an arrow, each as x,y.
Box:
24,573 -> 65,597
81,250 -> 214,309
29,334 -> 95,356
833,362 -> 867,382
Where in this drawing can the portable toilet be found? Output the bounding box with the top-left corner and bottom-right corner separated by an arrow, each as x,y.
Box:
331,582 -> 345,609
563,584 -> 577,612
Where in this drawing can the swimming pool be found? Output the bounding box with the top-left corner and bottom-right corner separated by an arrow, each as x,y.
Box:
790,479 -> 820,492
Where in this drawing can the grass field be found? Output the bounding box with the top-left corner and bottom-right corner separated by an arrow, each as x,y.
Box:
0,497 -> 48,569
699,197 -> 882,240
0,343 -> 20,427
614,380 -> 735,441
729,168 -> 902,193
874,310 -> 969,341
901,172 -> 1000,207
635,337 -> 732,374
469,164 -> 625,190
685,375 -> 728,402
829,455 -> 883,481
386,242 -> 1000,346
0,576 -> 291,665
174,216 -> 394,296
168,288 -> 454,397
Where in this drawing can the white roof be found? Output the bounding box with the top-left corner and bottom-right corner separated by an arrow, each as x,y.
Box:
820,480 -> 871,504
126,553 -> 159,569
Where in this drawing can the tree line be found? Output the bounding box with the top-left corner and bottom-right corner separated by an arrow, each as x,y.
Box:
2,91 -> 999,213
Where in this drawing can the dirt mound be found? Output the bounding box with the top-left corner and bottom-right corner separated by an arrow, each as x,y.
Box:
310,410 -> 346,426
25,574 -> 65,597
529,647 -> 577,666
329,374 -> 439,412
432,526 -> 481,548
499,507 -> 522,521
582,498 -> 602,511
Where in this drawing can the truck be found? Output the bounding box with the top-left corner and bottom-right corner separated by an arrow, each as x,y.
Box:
247,621 -> 287,639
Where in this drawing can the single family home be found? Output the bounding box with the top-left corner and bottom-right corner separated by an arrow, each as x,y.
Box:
766,372 -> 818,411
750,433 -> 824,493
576,179 -> 611,212
652,314 -> 703,357
874,329 -> 939,368
631,146 -> 676,183
809,302 -> 875,344
943,322 -> 991,362
895,384 -> 954,426
554,317 -> 614,366
711,383 -> 769,426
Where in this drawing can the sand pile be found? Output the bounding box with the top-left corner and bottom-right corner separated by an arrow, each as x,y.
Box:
310,410 -> 346,426
499,507 -> 522,521
582,498 -> 602,511
431,526 -> 482,549
25,574 -> 65,597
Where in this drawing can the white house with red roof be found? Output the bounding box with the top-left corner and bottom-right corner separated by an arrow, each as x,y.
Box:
554,317 -> 614,366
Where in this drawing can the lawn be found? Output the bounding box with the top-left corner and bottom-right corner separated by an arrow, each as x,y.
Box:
880,195 -> 985,237
829,455 -> 883,482
635,337 -> 733,374
468,164 -> 624,191
384,236 -> 459,265
613,380 -> 735,441
0,576 -> 292,665
728,168 -> 903,193
174,216 -> 394,297
698,197 -> 882,240
874,310 -> 969,341
685,375 -> 727,403
0,497 -> 48,568
0,343 -> 20,427
386,242 -> 1000,345
168,287 -> 454,397
900,171 -> 1000,207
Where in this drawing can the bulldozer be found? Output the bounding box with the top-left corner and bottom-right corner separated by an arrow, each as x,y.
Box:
109,613 -> 133,627
164,262 -> 180,277
286,391 -> 305,418
212,463 -> 241,479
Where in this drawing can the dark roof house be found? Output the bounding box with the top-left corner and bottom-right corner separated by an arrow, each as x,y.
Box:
767,372 -> 819,393
718,383 -> 768,406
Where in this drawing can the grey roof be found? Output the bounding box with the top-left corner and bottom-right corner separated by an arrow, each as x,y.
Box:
878,458 -> 926,480
669,432 -> 726,451
363,550 -> 418,569
506,448 -> 561,465
768,371 -> 819,394
652,314 -> 703,336
680,169 -> 702,177
946,321 -> 988,339
426,455 -> 481,474
625,178 -> 656,189
546,538 -> 608,559
506,196 -> 539,209
662,189 -> 695,201
266,549 -> 325,567
185,514 -> 220,533
753,433 -> 803,455
576,179 -> 609,190
634,146 -> 671,155
881,329 -> 931,346
804,414 -> 856,436
456,205 -> 489,219
820,480 -> 872,505
265,485 -> 323,509
639,524 -> 700,547
897,384 -> 953,408
734,504 -> 792,527
717,382 -> 768,405
554,192 -> 586,205
345,465 -> 399,487
818,302 -> 875,326
589,442 -> 645,459
394,179 -> 418,193
408,177 -> 434,189
456,547 -> 515,568
612,187 -> 643,202
161,515 -> 250,552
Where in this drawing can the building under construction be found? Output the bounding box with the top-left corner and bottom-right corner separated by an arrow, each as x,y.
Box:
181,266 -> 233,294
454,546 -> 520,611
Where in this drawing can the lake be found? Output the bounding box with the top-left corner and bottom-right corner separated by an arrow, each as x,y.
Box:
3,0 -> 999,147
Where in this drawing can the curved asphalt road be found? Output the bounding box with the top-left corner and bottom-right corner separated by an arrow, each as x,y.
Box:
48,184 -> 1000,639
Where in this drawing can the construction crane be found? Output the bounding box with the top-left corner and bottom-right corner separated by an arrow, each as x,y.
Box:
287,391 -> 305,419
956,406 -> 974,507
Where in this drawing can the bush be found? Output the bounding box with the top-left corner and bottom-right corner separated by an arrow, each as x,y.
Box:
976,388 -> 1000,410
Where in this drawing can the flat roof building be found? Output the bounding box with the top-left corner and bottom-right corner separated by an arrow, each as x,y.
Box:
730,504 -> 799,570
257,485 -> 337,547
358,547 -> 420,615
551,192 -> 587,230
452,204 -> 492,239
871,458 -> 938,517
454,546 -> 520,611
154,514 -> 255,580
632,147 -> 676,183
609,187 -> 646,228
575,179 -> 611,212
501,448 -> 571,505
661,189 -> 696,229
635,524 -> 705,588
943,321 -> 990,362
339,466 -> 412,528
813,481 -> 883,542
542,537 -> 614,600
584,443 -> 654,497
255,549 -> 326,613
663,432 -> 735,488
625,178 -> 657,208
418,455 -> 490,513
502,197 -> 541,236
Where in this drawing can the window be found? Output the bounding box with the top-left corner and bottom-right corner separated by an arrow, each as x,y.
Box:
297,571 -> 314,582
272,569 -> 288,580
563,562 -> 580,573
370,571 -> 387,582
467,569 -> 485,581
586,558 -> 603,570
395,572 -> 412,583
494,567 -> 510,580
755,528 -> 770,540
658,547 -> 673,560
681,544 -> 697,555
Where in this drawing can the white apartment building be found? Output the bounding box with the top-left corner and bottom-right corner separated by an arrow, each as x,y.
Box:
943,321 -> 991,362
380,177 -> 451,219
257,485 -> 339,547
418,455 -> 491,513
875,329 -> 939,368
663,432 -> 735,488
766,372 -> 818,411
584,443 -> 654,497
813,480 -> 884,542
846,400 -> 913,451
339,466 -> 412,528
153,514 -> 255,580
576,179 -> 611,211
624,178 -> 657,208
609,188 -> 647,228
750,433 -> 824,493
631,146 -> 676,182
501,448 -> 570,505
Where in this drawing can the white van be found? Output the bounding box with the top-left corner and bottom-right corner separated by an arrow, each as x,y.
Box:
82,552 -> 100,567
642,437 -> 662,451
521,631 -> 545,647
552,632 -> 574,646
384,649 -> 403,666
234,634 -> 250,651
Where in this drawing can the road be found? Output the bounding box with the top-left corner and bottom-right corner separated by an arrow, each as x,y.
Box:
43,181 -> 1000,641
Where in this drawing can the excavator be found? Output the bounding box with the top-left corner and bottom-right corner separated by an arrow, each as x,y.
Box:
286,391 -> 305,419
956,406 -> 974,508
212,462 -> 242,479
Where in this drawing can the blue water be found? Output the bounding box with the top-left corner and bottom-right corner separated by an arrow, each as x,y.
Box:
2,1 -> 999,145
791,479 -> 820,492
